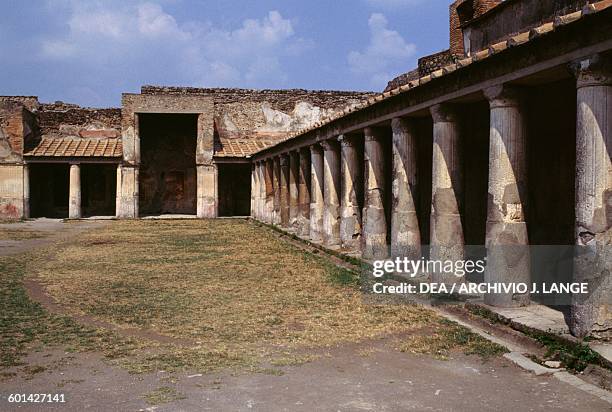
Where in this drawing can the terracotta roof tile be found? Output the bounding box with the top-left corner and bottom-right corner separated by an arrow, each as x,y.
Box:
214,138 -> 276,157
24,137 -> 123,158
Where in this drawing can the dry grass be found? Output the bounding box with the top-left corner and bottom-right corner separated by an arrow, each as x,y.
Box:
2,219 -> 505,375
24,220 -> 438,371
0,228 -> 46,241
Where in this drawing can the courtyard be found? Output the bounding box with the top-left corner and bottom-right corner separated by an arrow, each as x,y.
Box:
0,219 -> 609,410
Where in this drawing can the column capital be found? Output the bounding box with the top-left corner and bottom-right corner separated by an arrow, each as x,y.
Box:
310,143 -> 323,155
430,104 -> 459,123
338,134 -> 357,147
364,127 -> 386,142
569,54 -> 612,88
320,139 -> 339,151
484,85 -> 523,108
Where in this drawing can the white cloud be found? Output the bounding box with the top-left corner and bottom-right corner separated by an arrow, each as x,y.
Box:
348,13 -> 416,89
39,2 -> 309,88
364,0 -> 424,9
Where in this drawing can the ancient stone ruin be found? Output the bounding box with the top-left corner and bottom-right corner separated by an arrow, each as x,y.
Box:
1,0 -> 611,339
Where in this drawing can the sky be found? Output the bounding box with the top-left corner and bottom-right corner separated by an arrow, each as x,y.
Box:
0,0 -> 450,107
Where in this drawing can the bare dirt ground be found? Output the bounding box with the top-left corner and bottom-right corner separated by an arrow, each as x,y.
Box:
0,219 -> 610,411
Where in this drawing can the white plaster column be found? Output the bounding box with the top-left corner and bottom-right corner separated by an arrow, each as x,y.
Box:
289,151 -> 300,229
430,104 -> 464,283
570,54 -> 612,338
362,127 -> 388,259
391,117 -> 421,260
298,147 -> 311,236
322,140 -> 341,247
310,144 -> 324,242
484,86 -> 530,307
115,164 -> 121,217
280,154 -> 290,227
22,164 -> 29,219
197,164 -> 217,218
68,163 -> 81,219
339,135 -> 362,251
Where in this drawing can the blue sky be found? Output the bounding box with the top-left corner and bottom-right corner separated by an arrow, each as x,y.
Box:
0,0 -> 450,107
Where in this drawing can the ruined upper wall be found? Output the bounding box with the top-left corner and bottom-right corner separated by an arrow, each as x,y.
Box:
139,86 -> 375,157
462,0 -> 595,54
0,98 -> 39,163
37,103 -> 121,141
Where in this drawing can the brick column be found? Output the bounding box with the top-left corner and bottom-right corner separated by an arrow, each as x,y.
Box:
289,151 -> 300,229
322,140 -> 341,247
430,104 -> 464,283
273,156 -> 281,225
310,144 -> 324,242
363,127 -> 388,259
339,135 -> 362,251
391,118 -> 421,259
570,54 -> 612,338
68,163 -> 81,219
298,147 -> 311,236
484,86 -> 530,307
280,154 -> 290,227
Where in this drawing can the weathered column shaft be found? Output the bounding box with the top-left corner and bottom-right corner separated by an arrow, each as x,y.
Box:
68,163 -> 81,219
197,165 -> 217,218
430,104 -> 464,283
251,163 -> 257,218
280,154 -> 290,227
265,160 -> 274,223
339,135 -> 362,250
571,54 -> 612,339
289,152 -> 300,229
22,164 -> 29,219
363,127 -> 388,259
258,162 -> 266,221
323,140 -> 341,247
484,86 -> 530,307
391,118 -> 421,259
310,145 -> 324,242
273,157 -> 281,225
298,147 -> 311,236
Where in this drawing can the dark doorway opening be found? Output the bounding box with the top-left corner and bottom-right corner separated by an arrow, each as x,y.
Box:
30,163 -> 69,218
139,114 -> 198,215
218,163 -> 251,216
82,164 -> 117,217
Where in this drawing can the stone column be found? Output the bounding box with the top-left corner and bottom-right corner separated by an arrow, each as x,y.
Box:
322,140 -> 341,247
251,163 -> 257,218
197,165 -> 217,218
363,127 -> 388,259
118,112 -> 139,218
115,164 -> 121,217
483,86 -> 530,306
339,135 -> 362,251
310,144 -> 324,242
280,154 -> 290,227
257,162 -> 266,221
273,156 -> 281,225
391,118 -> 421,259
430,104 -> 464,283
22,164 -> 29,219
68,163 -> 81,219
289,151 -> 300,229
570,55 -> 612,338
265,159 -> 274,223
298,147 -> 311,236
